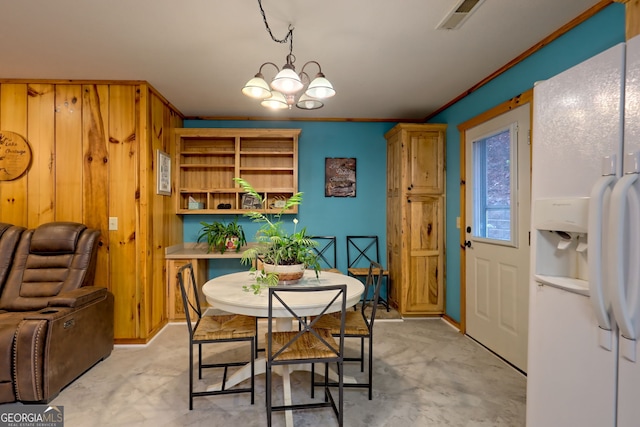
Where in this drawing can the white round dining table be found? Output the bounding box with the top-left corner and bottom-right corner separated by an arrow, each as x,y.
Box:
202,269 -> 364,321
201,269 -> 364,427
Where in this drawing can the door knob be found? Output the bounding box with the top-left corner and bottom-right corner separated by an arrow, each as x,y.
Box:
464,240 -> 472,248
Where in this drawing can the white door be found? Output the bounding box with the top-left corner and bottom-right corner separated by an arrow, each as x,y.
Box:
464,104 -> 530,371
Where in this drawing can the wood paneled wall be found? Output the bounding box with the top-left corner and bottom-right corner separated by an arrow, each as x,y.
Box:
0,81 -> 184,343
615,0 -> 640,39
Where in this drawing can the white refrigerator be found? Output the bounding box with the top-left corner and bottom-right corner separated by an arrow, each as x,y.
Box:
527,35 -> 640,427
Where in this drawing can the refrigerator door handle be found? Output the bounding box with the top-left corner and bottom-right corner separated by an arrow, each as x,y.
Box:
588,175 -> 616,348
609,172 -> 640,361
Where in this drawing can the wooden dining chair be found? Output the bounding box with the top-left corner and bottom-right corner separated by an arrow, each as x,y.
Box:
310,235 -> 342,273
310,261 -> 384,400
266,285 -> 347,427
346,235 -> 390,310
177,263 -> 257,409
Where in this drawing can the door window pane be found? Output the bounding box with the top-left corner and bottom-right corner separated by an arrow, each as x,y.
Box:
472,124 -> 518,245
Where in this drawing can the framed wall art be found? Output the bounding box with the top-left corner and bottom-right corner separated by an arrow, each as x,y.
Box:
325,157 -> 356,197
241,193 -> 263,210
156,150 -> 171,196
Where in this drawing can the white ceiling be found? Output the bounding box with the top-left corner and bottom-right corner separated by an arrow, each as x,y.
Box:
1,0 -> 603,120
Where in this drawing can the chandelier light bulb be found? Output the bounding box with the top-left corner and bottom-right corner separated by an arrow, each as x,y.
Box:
296,93 -> 323,110
242,74 -> 271,99
306,74 -> 335,99
271,67 -> 304,94
260,91 -> 288,109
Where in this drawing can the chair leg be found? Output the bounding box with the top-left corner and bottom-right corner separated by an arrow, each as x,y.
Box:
255,319 -> 259,359
189,342 -> 194,410
368,336 -> 373,400
338,360 -> 344,427
386,277 -> 390,312
266,363 -> 272,427
250,338 -> 255,405
221,366 -> 228,390
324,363 -> 330,403
360,336 -> 365,372
310,363 -> 315,398
198,343 -> 203,379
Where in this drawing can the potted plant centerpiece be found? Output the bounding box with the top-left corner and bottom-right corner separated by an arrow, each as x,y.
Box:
197,216 -> 247,254
233,177 -> 320,291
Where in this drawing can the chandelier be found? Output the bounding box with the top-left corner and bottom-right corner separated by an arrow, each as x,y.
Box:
242,0 -> 335,110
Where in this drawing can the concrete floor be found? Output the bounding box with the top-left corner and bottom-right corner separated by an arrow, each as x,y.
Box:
48,318 -> 526,426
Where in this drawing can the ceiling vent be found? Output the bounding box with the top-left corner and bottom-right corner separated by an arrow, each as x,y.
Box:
436,0 -> 485,30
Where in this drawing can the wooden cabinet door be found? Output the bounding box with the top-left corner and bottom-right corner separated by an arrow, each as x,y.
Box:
407,131 -> 445,194
166,259 -> 208,320
404,195 -> 444,313
386,131 -> 402,197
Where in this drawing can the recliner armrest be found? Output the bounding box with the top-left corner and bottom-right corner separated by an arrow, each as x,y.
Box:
46,286 -> 107,308
15,289 -> 114,403
21,288 -> 109,321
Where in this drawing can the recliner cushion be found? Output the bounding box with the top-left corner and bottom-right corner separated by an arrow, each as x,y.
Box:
0,224 -> 26,293
30,222 -> 85,255
0,223 -> 100,311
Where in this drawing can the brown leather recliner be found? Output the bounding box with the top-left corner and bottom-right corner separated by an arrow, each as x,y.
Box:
0,223 -> 25,290
0,222 -> 114,403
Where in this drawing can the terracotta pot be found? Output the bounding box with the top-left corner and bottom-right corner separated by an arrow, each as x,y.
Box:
262,263 -> 305,285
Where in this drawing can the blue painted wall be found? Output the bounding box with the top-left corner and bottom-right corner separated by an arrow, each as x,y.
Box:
182,120 -> 397,279
182,3 -> 625,321
428,3 -> 625,321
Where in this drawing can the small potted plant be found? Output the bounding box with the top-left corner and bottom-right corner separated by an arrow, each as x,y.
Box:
233,177 -> 320,291
197,217 -> 247,254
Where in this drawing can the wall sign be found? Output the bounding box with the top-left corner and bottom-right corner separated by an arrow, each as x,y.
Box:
0,131 -> 32,181
325,157 -> 356,197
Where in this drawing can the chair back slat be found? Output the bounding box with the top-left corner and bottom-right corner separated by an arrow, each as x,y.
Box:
346,236 -> 381,269
361,261 -> 385,329
310,236 -> 337,270
267,285 -> 347,362
176,263 -> 202,336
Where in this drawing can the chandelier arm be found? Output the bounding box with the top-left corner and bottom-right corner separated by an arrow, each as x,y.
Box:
302,61 -> 322,73
299,61 -> 323,76
257,62 -> 281,75
298,71 -> 311,86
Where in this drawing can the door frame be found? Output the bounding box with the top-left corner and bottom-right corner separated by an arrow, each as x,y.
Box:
457,88 -> 533,334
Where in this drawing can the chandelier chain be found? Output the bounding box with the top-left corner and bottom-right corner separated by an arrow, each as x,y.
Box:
257,0 -> 294,57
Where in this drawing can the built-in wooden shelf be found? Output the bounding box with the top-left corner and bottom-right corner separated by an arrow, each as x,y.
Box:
173,128 -> 300,214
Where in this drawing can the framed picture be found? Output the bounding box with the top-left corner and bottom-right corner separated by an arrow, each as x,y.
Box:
241,193 -> 263,209
156,150 -> 171,196
325,157 -> 356,197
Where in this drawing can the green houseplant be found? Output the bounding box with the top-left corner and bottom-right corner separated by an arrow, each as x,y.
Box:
197,217 -> 247,254
233,177 -> 320,292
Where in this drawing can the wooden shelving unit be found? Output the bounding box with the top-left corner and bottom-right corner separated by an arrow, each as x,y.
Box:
173,128 -> 299,214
